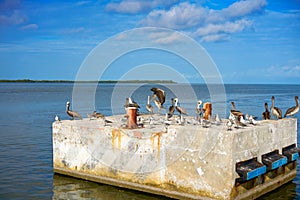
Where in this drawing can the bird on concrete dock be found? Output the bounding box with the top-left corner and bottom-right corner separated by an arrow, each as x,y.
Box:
262,102 -> 271,120
151,87 -> 166,112
195,100 -> 203,118
88,111 -> 104,119
167,98 -> 175,118
230,101 -> 244,120
124,97 -> 140,109
284,96 -> 299,117
146,96 -> 154,114
271,96 -> 282,119
55,115 -> 60,122
66,101 -> 82,120
174,98 -> 188,116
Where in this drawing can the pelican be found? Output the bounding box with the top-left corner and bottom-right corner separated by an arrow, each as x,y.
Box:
271,96 -> 282,119
167,98 -> 175,118
151,87 -> 166,112
230,101 -> 244,120
174,98 -> 188,115
284,96 -> 299,117
124,97 -> 140,109
66,101 -> 82,120
88,111 -> 104,119
262,102 -> 271,120
146,96 -> 154,114
195,100 -> 203,117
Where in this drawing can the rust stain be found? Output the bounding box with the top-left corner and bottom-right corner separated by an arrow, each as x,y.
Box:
151,132 -> 162,157
112,129 -> 121,150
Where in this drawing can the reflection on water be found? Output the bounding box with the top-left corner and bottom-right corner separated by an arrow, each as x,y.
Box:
53,174 -> 172,200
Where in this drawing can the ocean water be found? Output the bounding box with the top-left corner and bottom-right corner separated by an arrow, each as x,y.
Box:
0,82 -> 299,200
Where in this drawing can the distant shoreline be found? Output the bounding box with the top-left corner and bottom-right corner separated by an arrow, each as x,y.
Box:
0,79 -> 177,84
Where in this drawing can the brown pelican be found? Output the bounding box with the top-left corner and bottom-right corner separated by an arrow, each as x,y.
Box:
230,101 -> 244,120
88,111 -> 104,119
124,97 -> 140,109
66,101 -> 82,120
146,96 -> 154,114
271,96 -> 282,119
174,98 -> 188,115
195,100 -> 203,117
167,98 -> 175,118
151,87 -> 165,111
262,102 -> 271,120
284,96 -> 299,117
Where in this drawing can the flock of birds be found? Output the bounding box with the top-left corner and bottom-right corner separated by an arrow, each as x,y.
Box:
59,87 -> 299,131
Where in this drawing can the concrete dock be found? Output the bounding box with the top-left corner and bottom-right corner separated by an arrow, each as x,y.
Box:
52,115 -> 298,199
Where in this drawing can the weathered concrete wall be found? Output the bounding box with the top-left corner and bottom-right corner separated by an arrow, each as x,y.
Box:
52,116 -> 297,200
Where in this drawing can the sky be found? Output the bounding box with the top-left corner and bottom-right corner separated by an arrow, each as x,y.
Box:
0,0 -> 299,84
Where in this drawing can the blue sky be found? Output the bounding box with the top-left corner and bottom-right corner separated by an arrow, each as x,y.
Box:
0,0 -> 299,84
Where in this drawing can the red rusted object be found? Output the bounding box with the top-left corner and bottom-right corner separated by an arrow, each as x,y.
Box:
127,107 -> 138,129
203,102 -> 212,120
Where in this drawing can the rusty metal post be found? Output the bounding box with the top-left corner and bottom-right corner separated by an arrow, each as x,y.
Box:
127,107 -> 138,129
203,102 -> 212,120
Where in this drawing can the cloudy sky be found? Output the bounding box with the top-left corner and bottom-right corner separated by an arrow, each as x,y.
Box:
0,0 -> 299,83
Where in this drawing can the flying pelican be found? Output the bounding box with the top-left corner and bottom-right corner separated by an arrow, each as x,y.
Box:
262,102 -> 270,120
284,96 -> 299,117
146,96 -> 154,114
174,98 -> 188,115
271,96 -> 282,119
151,87 -> 166,112
66,101 -> 82,120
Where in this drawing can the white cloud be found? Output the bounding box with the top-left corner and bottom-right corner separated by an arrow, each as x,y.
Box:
106,0 -> 179,14
196,19 -> 253,36
20,23 -> 38,30
0,10 -> 27,25
140,2 -> 207,29
139,0 -> 267,42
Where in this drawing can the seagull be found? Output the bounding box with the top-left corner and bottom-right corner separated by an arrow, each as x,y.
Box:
226,119 -> 233,131
66,101 -> 82,120
146,96 -> 154,114
262,102 -> 271,120
174,98 -> 188,116
239,115 -> 249,126
195,100 -> 203,118
167,98 -> 175,118
151,87 -> 166,112
249,115 -> 259,125
230,101 -> 244,120
55,115 -> 60,122
271,96 -> 282,119
284,96 -> 299,117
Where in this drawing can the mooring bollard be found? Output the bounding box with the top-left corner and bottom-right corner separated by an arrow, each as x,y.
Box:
203,102 -> 212,120
127,107 -> 138,129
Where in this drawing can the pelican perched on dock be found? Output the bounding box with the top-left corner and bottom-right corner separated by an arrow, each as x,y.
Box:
174,98 -> 188,116
167,98 -> 175,118
66,101 -> 82,120
151,87 -> 165,112
195,100 -> 203,118
88,111 -> 104,119
124,97 -> 140,109
284,96 -> 299,117
262,102 -> 271,120
271,96 -> 282,119
230,101 -> 244,120
146,96 -> 154,114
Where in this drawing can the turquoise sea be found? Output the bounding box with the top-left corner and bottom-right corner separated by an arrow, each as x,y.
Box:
0,83 -> 299,199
